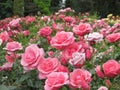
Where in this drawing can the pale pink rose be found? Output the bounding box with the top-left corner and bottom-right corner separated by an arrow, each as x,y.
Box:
69,52 -> 85,68
9,18 -> 21,28
4,41 -> 23,52
0,31 -> 9,42
41,16 -> 50,22
73,23 -> 92,36
62,43 -> 81,60
102,60 -> 120,78
70,69 -> 92,90
85,32 -> 103,43
95,65 -> 105,78
97,86 -> 108,90
44,72 -> 69,90
21,44 -> 44,71
50,31 -> 75,50
38,57 -> 60,79
58,9 -> 66,13
38,26 -> 52,37
65,7 -> 72,12
23,30 -> 30,36
106,33 -> 120,43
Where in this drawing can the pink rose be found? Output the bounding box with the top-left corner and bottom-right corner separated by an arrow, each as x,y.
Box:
102,60 -> 120,78
38,57 -> 60,79
44,72 -> 69,90
70,69 -> 92,90
95,65 -> 105,78
64,16 -> 75,23
50,31 -> 75,50
4,41 -> 23,52
9,18 -> 21,28
62,42 -> 81,60
106,33 -> 120,43
21,44 -> 44,71
97,86 -> 108,90
38,26 -> 52,37
73,23 -> 92,36
0,31 -> 9,43
69,52 -> 86,68
23,30 -> 30,36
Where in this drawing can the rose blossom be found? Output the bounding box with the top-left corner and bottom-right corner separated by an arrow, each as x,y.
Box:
73,23 -> 92,36
97,86 -> 108,90
106,33 -> 120,43
84,32 -> 103,43
50,31 -> 75,50
102,60 -> 120,78
38,57 -> 60,79
62,42 -> 82,60
44,72 -> 69,90
69,52 -> 86,68
4,41 -> 23,52
70,69 -> 92,90
0,31 -> 9,43
23,30 -> 30,36
9,18 -> 21,28
38,26 -> 52,37
21,44 -> 44,71
95,65 -> 105,78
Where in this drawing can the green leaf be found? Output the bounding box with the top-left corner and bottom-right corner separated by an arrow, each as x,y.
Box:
0,85 -> 9,90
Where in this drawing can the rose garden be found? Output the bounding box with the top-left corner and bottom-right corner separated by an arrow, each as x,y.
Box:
0,1 -> 120,90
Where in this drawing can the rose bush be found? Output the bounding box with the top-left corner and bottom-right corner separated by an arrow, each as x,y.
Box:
0,8 -> 120,90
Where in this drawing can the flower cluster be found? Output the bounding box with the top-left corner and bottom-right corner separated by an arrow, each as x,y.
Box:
0,8 -> 120,90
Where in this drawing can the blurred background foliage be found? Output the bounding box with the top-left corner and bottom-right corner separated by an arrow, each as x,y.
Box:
0,0 -> 120,19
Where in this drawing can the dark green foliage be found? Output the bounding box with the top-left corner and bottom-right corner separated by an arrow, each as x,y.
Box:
70,0 -> 93,13
93,0 -> 120,18
33,0 -> 51,15
0,0 -> 13,19
13,0 -> 24,17
50,0 -> 62,12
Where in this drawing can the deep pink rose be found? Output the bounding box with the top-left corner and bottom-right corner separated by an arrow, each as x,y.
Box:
64,16 -> 75,23
38,57 -> 60,79
73,23 -> 92,36
21,44 -> 44,71
50,31 -> 75,50
44,72 -> 69,90
95,65 -> 105,78
4,41 -> 23,52
106,33 -> 120,43
102,60 -> 120,78
70,69 -> 92,90
38,26 -> 52,37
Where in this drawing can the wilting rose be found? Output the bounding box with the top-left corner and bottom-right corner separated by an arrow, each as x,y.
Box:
73,23 -> 92,36
38,57 -> 60,79
44,72 -> 69,90
102,60 -> 120,78
50,31 -> 75,50
69,69 -> 92,90
21,44 -> 44,71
